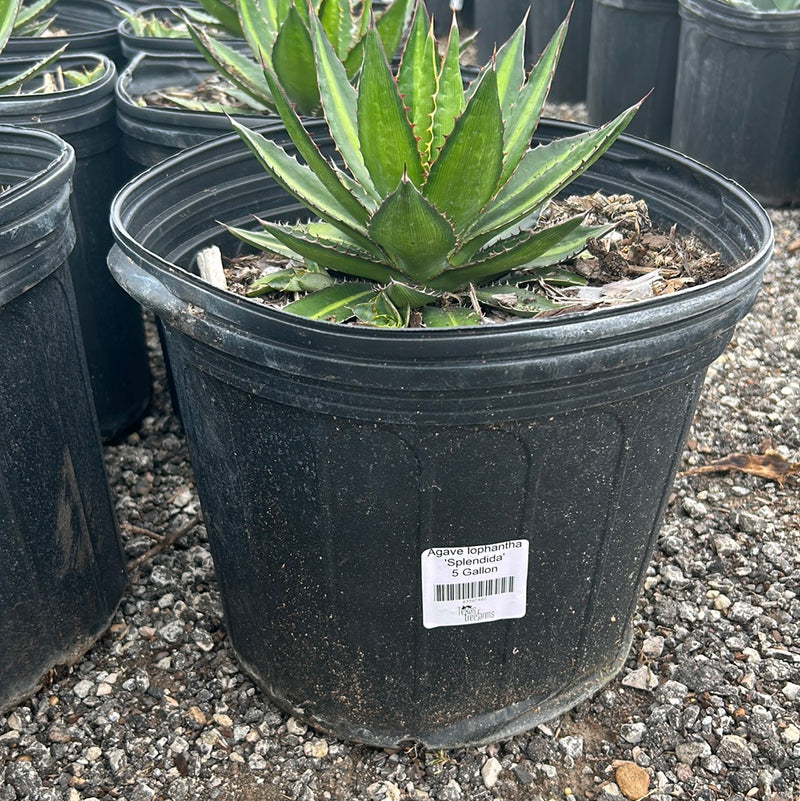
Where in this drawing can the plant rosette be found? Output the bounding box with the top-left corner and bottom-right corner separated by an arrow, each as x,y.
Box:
108,113 -> 772,746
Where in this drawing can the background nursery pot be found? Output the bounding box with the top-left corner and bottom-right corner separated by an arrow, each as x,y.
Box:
4,0 -> 130,66
587,0 -> 681,143
671,0 -> 800,206
116,53 -> 276,171
108,120 -> 772,748
0,126 -> 126,711
528,0 -> 593,102
0,53 -> 151,440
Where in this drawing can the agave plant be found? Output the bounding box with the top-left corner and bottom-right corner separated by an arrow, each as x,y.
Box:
187,0 -> 414,115
0,0 -> 68,94
226,3 -> 640,327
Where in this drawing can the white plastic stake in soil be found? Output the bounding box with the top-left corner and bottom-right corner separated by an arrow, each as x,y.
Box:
197,246 -> 227,290
420,539 -> 529,629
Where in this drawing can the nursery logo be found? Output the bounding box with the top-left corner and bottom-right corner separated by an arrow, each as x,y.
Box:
459,604 -> 495,624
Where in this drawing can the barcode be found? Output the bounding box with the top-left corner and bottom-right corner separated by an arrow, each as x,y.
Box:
435,576 -> 515,602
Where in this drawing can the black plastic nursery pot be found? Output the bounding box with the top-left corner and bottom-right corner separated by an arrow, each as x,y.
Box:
468,0 -> 533,62
116,53 -> 278,171
4,0 -> 130,66
671,0 -> 800,207
586,0 -> 680,144
0,54 -> 151,441
528,0 -> 592,103
0,126 -> 126,712
109,120 -> 772,748
118,3 -> 247,64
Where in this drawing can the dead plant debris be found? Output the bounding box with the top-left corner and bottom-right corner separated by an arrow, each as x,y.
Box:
682,450 -> 800,487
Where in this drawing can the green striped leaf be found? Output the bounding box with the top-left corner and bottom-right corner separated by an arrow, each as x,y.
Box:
501,15 -> 568,182
311,13 -> 378,199
285,283 -> 377,322
357,28 -> 423,194
368,178 -> 456,282
423,69 -> 503,235
263,222 -> 404,283
465,103 -> 640,247
229,117 -> 377,250
431,17 -> 464,157
1,0 -> 22,50
237,0 -> 286,63
396,3 -> 438,167
186,22 -> 273,107
225,224 -> 303,261
493,14 -> 527,119
474,285 -> 560,316
263,69 -> 376,219
0,45 -> 65,95
431,215 -> 587,290
197,0 -> 242,36
273,5 -> 319,115
374,0 -> 414,59
319,0 -> 349,58
421,306 -> 482,327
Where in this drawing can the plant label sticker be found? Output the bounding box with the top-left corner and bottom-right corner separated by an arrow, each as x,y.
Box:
420,539 -> 529,629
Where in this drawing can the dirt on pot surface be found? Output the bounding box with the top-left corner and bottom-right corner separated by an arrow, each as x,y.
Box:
1,107 -> 799,801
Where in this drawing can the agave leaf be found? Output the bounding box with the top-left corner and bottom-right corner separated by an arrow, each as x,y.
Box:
284,282 -> 377,321
230,117 -> 379,248
357,28 -> 423,194
10,0 -> 55,33
318,0 -> 349,58
501,15 -> 568,182
396,2 -> 438,167
273,5 -> 320,115
432,214 -> 587,290
247,265 -> 334,296
464,103 -> 640,251
1,0 -> 22,50
422,305 -> 482,327
530,267 -> 587,287
352,290 -> 405,327
493,13 -> 527,119
225,223 -> 305,261
263,69 -> 377,220
196,0 -> 242,36
522,222 -> 616,269
373,0 -> 415,60
263,221 -> 404,283
187,21 -> 273,107
384,280 -> 439,309
311,12 -> 379,200
431,16 -> 465,156
0,45 -> 66,95
237,0 -> 281,64
342,0 -> 415,74
423,68 -> 504,235
368,177 -> 457,281
473,285 -> 561,317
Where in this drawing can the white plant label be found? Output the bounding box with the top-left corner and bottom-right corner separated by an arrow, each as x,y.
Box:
420,539 -> 529,629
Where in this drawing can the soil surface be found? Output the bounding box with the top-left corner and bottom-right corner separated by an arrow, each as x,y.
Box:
0,105 -> 798,801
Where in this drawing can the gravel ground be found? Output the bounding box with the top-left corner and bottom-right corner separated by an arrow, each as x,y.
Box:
1,115 -> 799,801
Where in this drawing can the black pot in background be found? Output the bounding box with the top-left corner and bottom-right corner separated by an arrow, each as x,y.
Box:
0,125 -> 126,713
671,0 -> 800,207
108,119 -> 772,748
4,0 -> 130,67
116,53 -> 279,172
528,0 -> 592,103
466,0 -> 532,62
0,54 -> 151,441
118,3 -> 248,65
586,0 -> 680,144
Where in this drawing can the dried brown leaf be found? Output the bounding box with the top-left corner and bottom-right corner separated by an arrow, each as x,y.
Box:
682,450 -> 799,487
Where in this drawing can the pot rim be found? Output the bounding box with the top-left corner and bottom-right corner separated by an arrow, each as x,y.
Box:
110,121 -> 774,342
